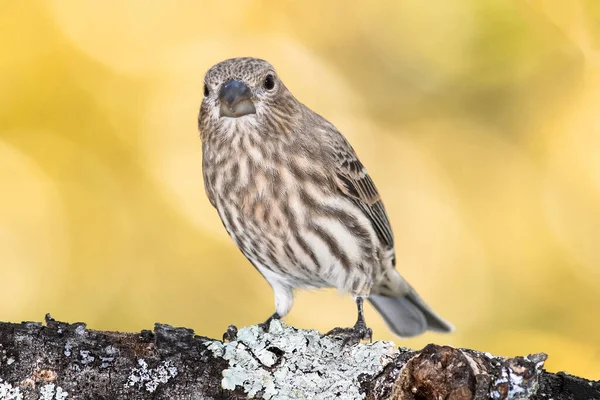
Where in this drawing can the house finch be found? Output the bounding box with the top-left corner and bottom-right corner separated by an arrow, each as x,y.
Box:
198,57 -> 453,342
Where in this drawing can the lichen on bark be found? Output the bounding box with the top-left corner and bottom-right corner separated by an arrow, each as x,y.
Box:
0,315 -> 598,400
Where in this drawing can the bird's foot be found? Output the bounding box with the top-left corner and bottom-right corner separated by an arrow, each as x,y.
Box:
258,312 -> 280,333
223,313 -> 280,341
222,325 -> 238,342
257,320 -> 271,333
326,320 -> 373,346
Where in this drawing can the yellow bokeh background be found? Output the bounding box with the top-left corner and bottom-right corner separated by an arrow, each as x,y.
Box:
1,0 -> 599,379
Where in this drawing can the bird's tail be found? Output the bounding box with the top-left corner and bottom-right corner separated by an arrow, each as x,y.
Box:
368,287 -> 454,337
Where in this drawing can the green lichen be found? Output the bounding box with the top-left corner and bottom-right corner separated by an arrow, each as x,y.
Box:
206,320 -> 396,399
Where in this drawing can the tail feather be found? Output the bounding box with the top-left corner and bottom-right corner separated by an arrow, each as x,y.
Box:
369,288 -> 454,337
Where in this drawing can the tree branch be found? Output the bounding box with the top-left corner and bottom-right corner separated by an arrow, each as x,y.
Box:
0,315 -> 597,399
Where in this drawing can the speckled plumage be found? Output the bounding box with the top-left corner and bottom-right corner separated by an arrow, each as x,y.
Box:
199,57 -> 452,338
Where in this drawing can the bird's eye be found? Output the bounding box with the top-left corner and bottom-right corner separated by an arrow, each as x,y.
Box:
264,74 -> 275,90
203,84 -> 209,97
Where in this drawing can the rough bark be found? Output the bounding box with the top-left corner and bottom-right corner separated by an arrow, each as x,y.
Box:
0,315 -> 597,400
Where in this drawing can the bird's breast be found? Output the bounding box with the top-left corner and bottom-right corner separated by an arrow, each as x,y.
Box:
203,135 -> 381,296
209,151 -> 290,239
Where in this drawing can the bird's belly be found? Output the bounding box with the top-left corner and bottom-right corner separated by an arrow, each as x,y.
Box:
215,189 -> 377,296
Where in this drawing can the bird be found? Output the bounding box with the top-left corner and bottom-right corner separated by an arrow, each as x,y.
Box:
198,57 -> 453,343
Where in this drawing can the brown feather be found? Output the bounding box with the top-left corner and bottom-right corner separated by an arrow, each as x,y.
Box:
329,135 -> 395,250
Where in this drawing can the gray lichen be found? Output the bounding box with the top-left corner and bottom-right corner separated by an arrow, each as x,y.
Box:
125,359 -> 179,393
79,350 -> 95,366
0,379 -> 22,400
63,343 -> 72,358
206,320 -> 396,399
39,384 -> 68,400
0,379 -> 68,400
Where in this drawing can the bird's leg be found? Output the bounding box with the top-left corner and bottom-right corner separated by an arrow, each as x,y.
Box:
222,312 -> 281,342
326,297 -> 373,346
258,312 -> 281,332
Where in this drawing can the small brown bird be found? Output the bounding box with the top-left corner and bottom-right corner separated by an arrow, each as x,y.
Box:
198,57 -> 453,342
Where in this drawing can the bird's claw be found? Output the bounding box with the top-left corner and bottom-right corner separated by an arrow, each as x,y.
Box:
326,322 -> 373,346
222,324 -> 238,342
257,313 -> 279,333
258,320 -> 271,333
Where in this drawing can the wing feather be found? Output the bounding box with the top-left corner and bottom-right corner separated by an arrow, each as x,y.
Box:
331,140 -> 395,250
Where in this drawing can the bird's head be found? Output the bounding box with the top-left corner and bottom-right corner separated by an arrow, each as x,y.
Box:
198,57 -> 298,140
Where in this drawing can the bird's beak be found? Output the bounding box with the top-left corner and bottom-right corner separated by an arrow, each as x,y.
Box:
219,80 -> 256,118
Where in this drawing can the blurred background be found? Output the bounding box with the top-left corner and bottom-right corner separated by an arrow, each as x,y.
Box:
1,0 -> 599,379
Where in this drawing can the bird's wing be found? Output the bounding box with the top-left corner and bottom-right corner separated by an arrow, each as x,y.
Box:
330,134 -> 395,251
